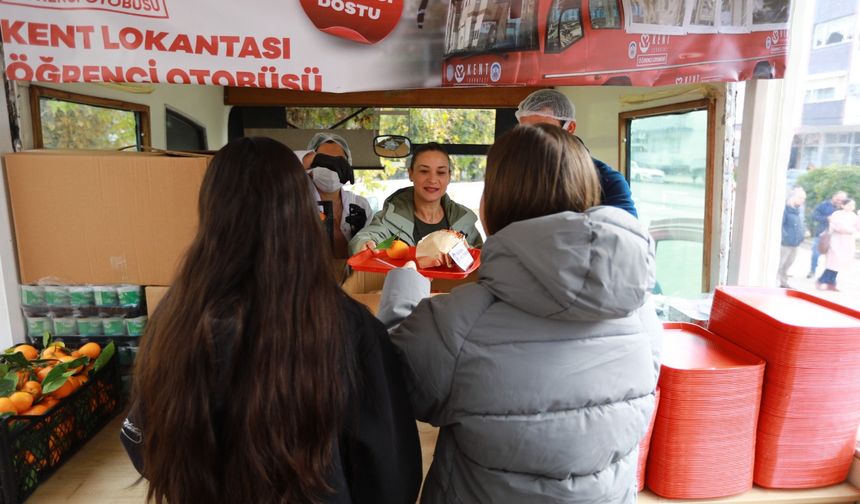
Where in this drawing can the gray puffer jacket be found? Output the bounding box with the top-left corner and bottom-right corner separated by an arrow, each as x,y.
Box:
377,207 -> 662,503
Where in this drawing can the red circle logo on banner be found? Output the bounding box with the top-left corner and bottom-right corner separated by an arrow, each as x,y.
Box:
300,0 -> 404,45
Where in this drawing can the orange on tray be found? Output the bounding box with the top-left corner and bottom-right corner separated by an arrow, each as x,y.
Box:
385,240 -> 410,259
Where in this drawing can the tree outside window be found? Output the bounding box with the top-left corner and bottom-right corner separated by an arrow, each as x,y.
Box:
29,85 -> 150,150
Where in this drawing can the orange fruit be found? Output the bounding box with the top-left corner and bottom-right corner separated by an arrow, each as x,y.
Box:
42,343 -> 68,359
21,404 -> 47,416
386,239 -> 410,259
36,366 -> 54,382
77,343 -> 101,362
40,396 -> 58,411
9,392 -> 33,413
0,397 -> 18,415
58,355 -> 83,375
22,381 -> 42,401
13,345 -> 38,360
22,450 -> 36,464
50,379 -> 76,399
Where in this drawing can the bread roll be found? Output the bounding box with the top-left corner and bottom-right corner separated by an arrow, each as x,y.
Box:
415,230 -> 467,269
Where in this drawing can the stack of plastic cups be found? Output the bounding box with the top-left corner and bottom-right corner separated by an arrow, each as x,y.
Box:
646,322 -> 765,499
636,387 -> 659,492
708,286 -> 860,488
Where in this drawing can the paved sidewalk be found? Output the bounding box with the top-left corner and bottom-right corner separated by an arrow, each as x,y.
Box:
778,240 -> 860,311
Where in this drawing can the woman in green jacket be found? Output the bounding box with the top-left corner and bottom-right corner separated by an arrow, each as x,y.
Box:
349,143 -> 483,254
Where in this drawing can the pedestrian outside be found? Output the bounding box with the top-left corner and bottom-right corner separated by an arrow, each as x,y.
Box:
817,198 -> 860,291
777,187 -> 806,288
808,190 -> 847,278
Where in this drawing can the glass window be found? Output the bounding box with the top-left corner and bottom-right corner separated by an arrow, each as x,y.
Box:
800,146 -> 820,169
817,88 -> 836,101
363,109 -> 494,199
32,86 -> 149,150
445,0 -> 538,55
287,107 -> 496,219
546,0 -> 583,53
752,0 -> 790,25
628,0 -> 684,26
721,0 -> 747,28
691,0 -> 717,27
850,144 -> 860,165
813,15 -> 855,48
589,0 -> 621,29
824,132 -> 851,144
628,109 -> 709,298
166,109 -> 207,151
821,146 -> 849,166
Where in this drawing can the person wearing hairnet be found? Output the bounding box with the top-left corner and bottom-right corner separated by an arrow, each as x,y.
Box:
303,133 -> 373,258
516,89 -> 637,217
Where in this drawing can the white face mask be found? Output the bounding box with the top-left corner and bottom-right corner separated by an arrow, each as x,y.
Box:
309,167 -> 344,193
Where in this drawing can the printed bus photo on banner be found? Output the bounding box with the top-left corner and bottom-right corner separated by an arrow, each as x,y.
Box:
0,0 -> 793,92
442,0 -> 791,87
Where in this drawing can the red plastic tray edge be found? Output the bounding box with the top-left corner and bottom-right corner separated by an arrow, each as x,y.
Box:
713,286 -> 860,333
347,246 -> 481,279
661,322 -> 766,370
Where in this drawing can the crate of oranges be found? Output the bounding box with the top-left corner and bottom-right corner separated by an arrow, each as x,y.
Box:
0,337 -> 119,503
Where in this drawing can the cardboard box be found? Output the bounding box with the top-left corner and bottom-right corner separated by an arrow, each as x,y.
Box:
5,150 -> 209,285
145,286 -> 169,317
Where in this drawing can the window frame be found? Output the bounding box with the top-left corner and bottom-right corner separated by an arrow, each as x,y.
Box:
812,15 -> 855,49
618,98 -> 718,294
165,107 -> 208,151
29,85 -> 151,150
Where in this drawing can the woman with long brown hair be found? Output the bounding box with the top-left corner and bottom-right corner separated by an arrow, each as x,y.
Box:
121,137 -> 422,503
377,124 -> 661,503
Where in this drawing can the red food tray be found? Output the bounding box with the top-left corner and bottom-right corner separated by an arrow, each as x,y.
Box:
347,246 -> 481,279
636,387 -> 659,491
645,323 -> 764,500
707,286 -> 860,489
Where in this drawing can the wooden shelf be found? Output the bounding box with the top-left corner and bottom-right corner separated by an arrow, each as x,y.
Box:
639,484 -> 860,503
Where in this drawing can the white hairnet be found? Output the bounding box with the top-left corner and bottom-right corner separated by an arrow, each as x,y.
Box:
515,89 -> 576,123
307,132 -> 352,164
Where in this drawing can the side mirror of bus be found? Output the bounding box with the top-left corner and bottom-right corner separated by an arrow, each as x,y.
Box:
373,135 -> 412,158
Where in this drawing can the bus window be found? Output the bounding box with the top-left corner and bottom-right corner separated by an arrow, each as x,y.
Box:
546,0 -> 583,53
721,0 -> 747,28
589,0 -> 621,29
691,0 -> 717,28
445,0 -> 539,55
753,0 -> 789,25
628,0 -> 685,27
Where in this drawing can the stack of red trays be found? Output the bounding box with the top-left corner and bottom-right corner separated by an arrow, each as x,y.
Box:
646,322 -> 765,499
636,387 -> 659,491
708,286 -> 860,488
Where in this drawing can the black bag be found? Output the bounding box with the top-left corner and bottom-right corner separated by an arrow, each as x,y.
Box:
817,231 -> 831,254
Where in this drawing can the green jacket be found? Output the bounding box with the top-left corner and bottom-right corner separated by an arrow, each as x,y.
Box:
349,187 -> 483,254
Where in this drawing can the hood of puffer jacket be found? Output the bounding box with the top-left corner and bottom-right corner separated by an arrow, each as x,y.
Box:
479,207 -> 655,320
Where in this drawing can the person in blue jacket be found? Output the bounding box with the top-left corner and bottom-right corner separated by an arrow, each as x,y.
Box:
515,89 -> 637,217
777,186 -> 806,288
